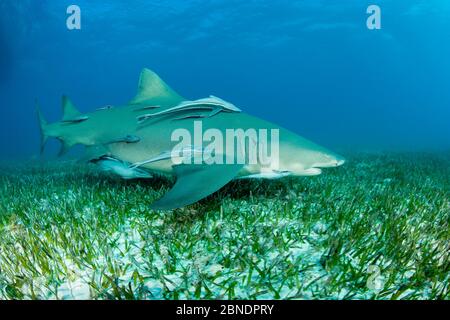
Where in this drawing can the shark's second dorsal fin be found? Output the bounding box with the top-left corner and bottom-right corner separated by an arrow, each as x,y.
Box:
129,68 -> 184,106
62,95 -> 82,121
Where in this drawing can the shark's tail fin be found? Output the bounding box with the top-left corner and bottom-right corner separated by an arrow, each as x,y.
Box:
36,100 -> 49,154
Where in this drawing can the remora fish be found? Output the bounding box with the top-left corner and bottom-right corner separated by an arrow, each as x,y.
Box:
37,68 -> 345,210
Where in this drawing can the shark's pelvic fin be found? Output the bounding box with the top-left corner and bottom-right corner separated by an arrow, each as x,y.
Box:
36,101 -> 48,155
62,95 -> 84,122
58,139 -> 74,157
151,161 -> 244,210
129,68 -> 184,105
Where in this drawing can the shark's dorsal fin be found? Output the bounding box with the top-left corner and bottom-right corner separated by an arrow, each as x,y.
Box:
62,95 -> 82,121
129,68 -> 184,106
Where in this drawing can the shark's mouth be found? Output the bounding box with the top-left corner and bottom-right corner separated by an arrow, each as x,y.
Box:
313,158 -> 346,169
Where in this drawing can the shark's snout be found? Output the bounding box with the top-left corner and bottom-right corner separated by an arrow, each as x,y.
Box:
311,152 -> 345,168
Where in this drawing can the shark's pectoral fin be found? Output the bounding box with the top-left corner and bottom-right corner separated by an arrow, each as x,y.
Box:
151,162 -> 244,210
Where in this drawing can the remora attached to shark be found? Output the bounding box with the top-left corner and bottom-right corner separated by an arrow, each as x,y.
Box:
37,68 -> 345,210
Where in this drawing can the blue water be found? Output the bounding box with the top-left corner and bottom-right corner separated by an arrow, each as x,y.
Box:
1,0 -> 449,158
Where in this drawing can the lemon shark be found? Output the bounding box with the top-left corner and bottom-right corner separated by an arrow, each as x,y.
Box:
37,68 -> 345,210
